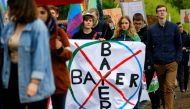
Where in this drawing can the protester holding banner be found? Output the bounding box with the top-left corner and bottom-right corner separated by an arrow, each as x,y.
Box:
73,13 -> 101,39
147,4 -> 182,109
112,16 -> 141,41
1,0 -> 55,109
37,6 -> 72,109
88,8 -> 113,40
133,13 -> 160,109
111,15 -> 141,108
176,22 -> 190,93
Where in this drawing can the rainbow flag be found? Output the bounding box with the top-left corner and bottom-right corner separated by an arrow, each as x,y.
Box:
67,4 -> 83,38
80,0 -> 87,14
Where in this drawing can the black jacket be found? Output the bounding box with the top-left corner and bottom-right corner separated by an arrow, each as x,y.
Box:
147,21 -> 182,65
72,30 -> 101,39
93,20 -> 113,40
137,25 -> 148,44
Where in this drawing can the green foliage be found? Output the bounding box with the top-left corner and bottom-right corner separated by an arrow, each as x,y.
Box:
144,0 -> 180,23
102,0 -> 117,9
101,0 -> 181,23
164,0 -> 190,9
58,0 -> 187,24
58,5 -> 69,20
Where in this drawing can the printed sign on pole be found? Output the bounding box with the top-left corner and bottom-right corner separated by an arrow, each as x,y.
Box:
120,0 -> 147,23
180,9 -> 190,24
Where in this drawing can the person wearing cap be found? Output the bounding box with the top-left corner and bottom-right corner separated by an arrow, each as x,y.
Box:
73,13 -> 101,39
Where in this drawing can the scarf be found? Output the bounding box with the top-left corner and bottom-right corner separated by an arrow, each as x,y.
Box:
121,30 -> 128,36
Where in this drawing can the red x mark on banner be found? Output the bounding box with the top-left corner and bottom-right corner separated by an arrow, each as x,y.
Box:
74,42 -> 142,109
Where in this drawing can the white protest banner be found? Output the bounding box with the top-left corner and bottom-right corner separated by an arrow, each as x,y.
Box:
66,40 -> 145,109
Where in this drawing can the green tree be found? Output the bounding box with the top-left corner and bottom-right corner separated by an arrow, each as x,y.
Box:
165,0 -> 190,9
102,0 -> 117,9
58,5 -> 69,20
144,0 -> 180,23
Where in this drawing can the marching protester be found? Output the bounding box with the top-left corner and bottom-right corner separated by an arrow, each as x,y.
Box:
73,12 -> 101,39
112,16 -> 140,41
1,0 -> 55,109
176,22 -> 190,93
88,8 -> 113,40
147,4 -> 182,109
133,13 -> 160,109
37,6 -> 72,109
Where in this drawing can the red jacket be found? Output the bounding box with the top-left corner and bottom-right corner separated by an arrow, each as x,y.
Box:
50,28 -> 72,94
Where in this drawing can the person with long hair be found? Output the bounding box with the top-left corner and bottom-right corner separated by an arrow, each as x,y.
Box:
112,15 -> 141,109
1,0 -> 55,109
37,6 -> 72,109
112,16 -> 140,41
